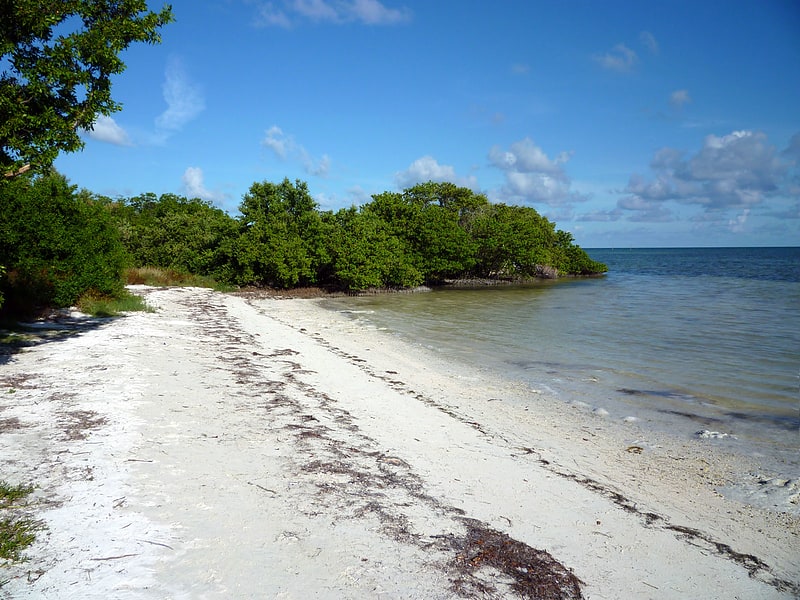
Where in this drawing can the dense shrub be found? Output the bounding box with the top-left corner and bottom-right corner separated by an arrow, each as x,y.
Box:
1,176 -> 605,312
0,172 -> 127,316
113,192 -> 238,280
365,185 -> 478,283
322,207 -> 423,290
229,179 -> 329,288
107,178 -> 606,292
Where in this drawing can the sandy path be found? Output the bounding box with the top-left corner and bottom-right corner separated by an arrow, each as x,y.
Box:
1,286 -> 798,599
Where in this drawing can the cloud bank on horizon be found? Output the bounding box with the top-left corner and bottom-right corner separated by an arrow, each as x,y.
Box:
61,0 -> 799,247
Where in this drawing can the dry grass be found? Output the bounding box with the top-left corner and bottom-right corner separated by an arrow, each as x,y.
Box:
124,267 -> 231,291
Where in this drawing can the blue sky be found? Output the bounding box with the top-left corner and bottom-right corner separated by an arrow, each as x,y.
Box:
55,0 -> 800,247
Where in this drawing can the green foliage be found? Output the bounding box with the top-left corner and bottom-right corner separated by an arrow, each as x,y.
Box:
3,176 -> 603,306
0,516 -> 38,563
322,207 -> 423,290
0,172 -> 127,316
0,0 -> 173,176
113,193 -> 238,279
0,482 -> 33,507
231,178 -> 328,288
470,203 -> 555,277
549,229 -> 608,275
124,266 -> 232,290
0,481 -> 38,564
219,178 -> 605,291
365,183 -> 487,284
76,289 -> 153,317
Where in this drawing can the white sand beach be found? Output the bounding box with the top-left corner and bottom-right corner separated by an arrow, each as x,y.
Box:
1,286 -> 798,599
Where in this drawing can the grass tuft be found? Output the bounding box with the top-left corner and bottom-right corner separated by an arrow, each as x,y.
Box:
76,289 -> 154,317
124,266 -> 233,291
0,482 -> 33,507
0,481 -> 40,564
0,517 -> 39,563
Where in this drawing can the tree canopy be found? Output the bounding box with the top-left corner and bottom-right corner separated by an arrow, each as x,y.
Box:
0,171 -> 127,314
0,0 -> 173,176
0,175 -> 607,315
109,179 -> 607,292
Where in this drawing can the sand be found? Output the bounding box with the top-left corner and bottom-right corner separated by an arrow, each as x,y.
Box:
1,286 -> 798,599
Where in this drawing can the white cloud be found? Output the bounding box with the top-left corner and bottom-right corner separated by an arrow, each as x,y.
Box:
511,63 -> 530,75
350,0 -> 410,24
85,115 -> 131,146
488,138 -> 584,207
394,155 -> 478,190
617,194 -> 674,222
181,167 -> 226,203
639,31 -> 659,54
263,125 -> 288,158
488,138 -> 569,177
679,131 -> 783,198
670,89 -> 691,107
262,125 -> 330,177
256,4 -> 292,27
307,153 -> 331,177
576,208 -> 624,222
782,132 -> 800,162
294,0 -> 339,20
346,185 -> 372,205
650,147 -> 683,170
593,43 -> 638,72
728,208 -> 750,233
155,59 -> 205,134
255,0 -> 411,27
503,171 -> 569,204
618,130 -> 797,223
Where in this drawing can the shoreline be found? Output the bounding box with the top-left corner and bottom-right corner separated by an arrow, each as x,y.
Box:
313,283 -> 800,495
1,286 -> 798,598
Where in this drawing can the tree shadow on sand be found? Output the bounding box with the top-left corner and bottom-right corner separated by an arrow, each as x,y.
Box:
0,311 -> 114,366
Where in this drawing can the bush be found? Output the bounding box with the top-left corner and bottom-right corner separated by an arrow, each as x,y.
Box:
113,193 -> 239,280
322,207 -> 423,290
0,172 -> 127,316
230,179 -> 328,288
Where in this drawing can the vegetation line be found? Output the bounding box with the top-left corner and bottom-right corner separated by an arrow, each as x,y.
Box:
1,176 -> 606,318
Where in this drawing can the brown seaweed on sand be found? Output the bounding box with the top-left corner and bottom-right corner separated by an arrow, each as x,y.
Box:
446,518 -> 584,599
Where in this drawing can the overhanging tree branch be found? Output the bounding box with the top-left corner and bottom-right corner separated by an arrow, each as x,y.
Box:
0,1 -> 173,177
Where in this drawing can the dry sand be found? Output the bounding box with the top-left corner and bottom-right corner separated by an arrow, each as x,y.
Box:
1,286 -> 798,599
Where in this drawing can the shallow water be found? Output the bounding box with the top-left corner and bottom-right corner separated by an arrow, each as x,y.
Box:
322,247 -> 800,476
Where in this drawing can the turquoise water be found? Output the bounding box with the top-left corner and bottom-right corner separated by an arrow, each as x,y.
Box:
322,248 -> 800,471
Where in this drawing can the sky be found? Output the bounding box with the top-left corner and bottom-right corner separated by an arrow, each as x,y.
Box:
53,0 -> 800,248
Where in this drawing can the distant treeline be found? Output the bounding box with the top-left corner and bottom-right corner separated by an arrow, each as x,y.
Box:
0,172 -> 606,315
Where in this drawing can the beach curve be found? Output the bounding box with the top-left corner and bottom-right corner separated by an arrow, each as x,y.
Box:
1,286 -> 798,599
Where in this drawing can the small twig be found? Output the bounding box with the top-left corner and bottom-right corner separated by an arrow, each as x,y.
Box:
138,539 -> 174,550
125,458 -> 154,462
642,581 -> 659,590
592,531 -> 613,538
90,553 -> 139,561
247,481 -> 277,494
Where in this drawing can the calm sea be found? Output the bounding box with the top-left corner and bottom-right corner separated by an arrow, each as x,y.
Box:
322,247 -> 800,473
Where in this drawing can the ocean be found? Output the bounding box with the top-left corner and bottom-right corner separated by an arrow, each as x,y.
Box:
321,247 -> 800,476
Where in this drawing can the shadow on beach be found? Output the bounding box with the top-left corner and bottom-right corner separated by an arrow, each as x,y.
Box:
0,311 -> 114,366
